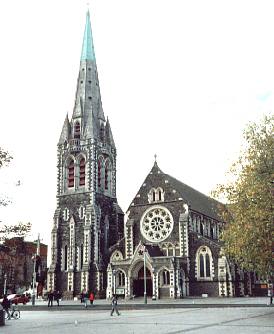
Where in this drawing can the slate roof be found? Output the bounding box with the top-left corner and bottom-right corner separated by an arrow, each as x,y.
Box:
149,161 -> 225,222
166,173 -> 225,221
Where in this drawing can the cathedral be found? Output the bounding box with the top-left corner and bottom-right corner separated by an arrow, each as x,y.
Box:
47,11 -> 124,298
48,11 -> 254,299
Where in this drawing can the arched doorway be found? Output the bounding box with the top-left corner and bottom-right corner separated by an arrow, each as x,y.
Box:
133,266 -> 153,297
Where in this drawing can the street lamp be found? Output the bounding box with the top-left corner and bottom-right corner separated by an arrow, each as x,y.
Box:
144,249 -> 147,304
113,269 -> 116,296
32,254 -> 36,306
3,273 -> 7,295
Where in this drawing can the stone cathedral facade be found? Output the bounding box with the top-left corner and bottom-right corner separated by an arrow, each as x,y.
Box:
48,11 -> 254,299
47,11 -> 124,297
107,162 -> 253,299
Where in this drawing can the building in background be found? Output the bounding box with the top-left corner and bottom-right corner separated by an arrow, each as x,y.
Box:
0,237 -> 47,295
47,11 -> 124,298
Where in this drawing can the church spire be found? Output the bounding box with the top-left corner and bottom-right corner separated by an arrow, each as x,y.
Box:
81,10 -> 96,61
71,9 -> 106,138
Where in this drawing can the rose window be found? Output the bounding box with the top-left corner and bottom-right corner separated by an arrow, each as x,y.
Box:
140,206 -> 174,242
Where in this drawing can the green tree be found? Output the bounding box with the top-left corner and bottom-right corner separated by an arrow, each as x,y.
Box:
0,147 -> 31,242
213,115 -> 273,278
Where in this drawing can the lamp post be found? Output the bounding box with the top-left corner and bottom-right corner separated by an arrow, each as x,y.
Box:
32,254 -> 36,306
3,273 -> 7,295
113,269 -> 116,296
144,248 -> 147,304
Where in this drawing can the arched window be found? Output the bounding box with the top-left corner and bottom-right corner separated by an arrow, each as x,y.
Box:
68,160 -> 74,188
210,226 -> 215,239
98,158 -> 102,189
74,121 -> 80,139
200,222 -> 204,236
117,271 -> 125,286
79,158 -> 85,186
163,270 -> 170,285
196,246 -> 213,280
105,162 -> 109,190
156,187 -> 164,201
206,254 -> 210,277
64,245 -> 68,271
199,254 -> 204,277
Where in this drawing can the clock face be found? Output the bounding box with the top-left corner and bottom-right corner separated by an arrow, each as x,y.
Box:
140,206 -> 174,242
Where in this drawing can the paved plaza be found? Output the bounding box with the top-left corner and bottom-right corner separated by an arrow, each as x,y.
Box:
2,305 -> 274,334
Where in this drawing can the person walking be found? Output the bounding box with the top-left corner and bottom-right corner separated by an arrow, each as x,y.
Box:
47,290 -> 53,307
89,292 -> 95,306
1,295 -> 11,319
110,295 -> 120,316
54,290 -> 61,306
83,290 -> 89,308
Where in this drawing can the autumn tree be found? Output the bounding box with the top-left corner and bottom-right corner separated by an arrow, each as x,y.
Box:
213,115 -> 273,279
0,147 -> 31,242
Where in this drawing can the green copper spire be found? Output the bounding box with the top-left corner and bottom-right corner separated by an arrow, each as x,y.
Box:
81,10 -> 96,61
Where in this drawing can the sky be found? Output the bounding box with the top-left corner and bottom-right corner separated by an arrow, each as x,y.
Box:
0,0 -> 273,250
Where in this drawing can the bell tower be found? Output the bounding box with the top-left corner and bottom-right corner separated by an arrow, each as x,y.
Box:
47,10 -> 124,298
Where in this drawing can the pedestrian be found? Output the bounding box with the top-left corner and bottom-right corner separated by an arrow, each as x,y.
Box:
80,290 -> 84,303
110,295 -> 120,316
89,291 -> 95,306
47,290 -> 53,307
83,290 -> 89,308
1,295 -> 11,319
54,290 -> 61,306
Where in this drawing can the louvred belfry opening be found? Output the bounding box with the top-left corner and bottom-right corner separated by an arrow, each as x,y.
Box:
79,158 -> 86,186
74,122 -> 80,139
68,160 -> 75,188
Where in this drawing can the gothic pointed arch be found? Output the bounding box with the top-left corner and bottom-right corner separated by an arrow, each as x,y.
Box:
104,158 -> 112,192
97,155 -> 104,190
196,246 -> 214,280
66,157 -> 75,188
79,156 -> 86,186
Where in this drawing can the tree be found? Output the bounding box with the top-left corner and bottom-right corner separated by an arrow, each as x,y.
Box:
0,147 -> 31,242
213,115 -> 273,278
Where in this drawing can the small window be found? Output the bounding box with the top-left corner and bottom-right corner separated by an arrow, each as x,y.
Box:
117,271 -> 125,286
74,122 -> 80,139
68,160 -> 74,188
98,158 -> 102,189
200,222 -> 204,236
79,158 -> 85,186
163,270 -> 170,285
79,206 -> 85,219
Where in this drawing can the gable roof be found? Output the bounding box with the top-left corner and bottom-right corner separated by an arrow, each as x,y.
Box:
148,161 -> 225,222
166,174 -> 224,221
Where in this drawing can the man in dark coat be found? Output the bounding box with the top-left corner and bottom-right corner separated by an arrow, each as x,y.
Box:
110,295 -> 120,316
54,291 -> 61,306
47,290 -> 53,307
1,295 -> 11,319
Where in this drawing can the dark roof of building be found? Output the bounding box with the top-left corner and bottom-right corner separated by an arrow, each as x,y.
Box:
149,161 -> 225,221
166,173 -> 224,221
